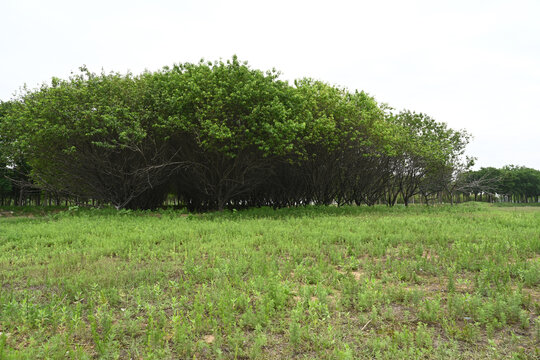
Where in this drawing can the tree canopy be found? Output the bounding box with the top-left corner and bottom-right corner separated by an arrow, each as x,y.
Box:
0,57 -> 474,210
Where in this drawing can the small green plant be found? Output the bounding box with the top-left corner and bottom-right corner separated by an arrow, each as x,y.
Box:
333,344 -> 354,360
415,322 -> 433,349
0,333 -> 6,359
89,309 -> 115,357
447,268 -> 456,293
289,321 -> 301,351
418,297 -> 441,323
250,327 -> 268,359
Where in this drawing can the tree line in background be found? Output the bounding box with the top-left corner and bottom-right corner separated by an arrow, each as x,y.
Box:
0,57 -> 538,210
460,166 -> 540,203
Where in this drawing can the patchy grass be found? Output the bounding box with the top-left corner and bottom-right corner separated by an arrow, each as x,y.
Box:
493,202 -> 540,208
0,203 -> 539,359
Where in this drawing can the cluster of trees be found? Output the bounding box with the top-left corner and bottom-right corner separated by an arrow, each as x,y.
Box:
0,57 -> 472,210
460,166 -> 540,203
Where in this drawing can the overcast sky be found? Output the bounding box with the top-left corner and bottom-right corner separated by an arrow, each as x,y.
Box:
1,0 -> 539,169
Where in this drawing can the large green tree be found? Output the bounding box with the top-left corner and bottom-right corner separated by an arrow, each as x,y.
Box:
385,110 -> 471,206
1,68 -> 186,209
0,57 -> 475,210
154,57 -> 304,210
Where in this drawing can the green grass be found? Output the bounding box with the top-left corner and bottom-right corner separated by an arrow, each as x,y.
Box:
1,203 -> 539,359
493,202 -> 540,207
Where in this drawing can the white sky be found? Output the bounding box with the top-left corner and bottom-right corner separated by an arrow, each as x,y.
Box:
1,0 -> 539,169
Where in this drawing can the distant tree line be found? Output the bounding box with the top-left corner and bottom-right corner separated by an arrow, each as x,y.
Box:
0,56 -> 522,211
458,166 -> 540,203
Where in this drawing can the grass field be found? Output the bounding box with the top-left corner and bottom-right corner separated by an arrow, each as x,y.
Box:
0,203 -> 539,359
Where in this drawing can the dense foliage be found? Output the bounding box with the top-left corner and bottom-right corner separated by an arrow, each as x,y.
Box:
1,57 -> 473,210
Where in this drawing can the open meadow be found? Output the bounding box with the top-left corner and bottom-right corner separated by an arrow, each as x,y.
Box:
0,203 -> 539,359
